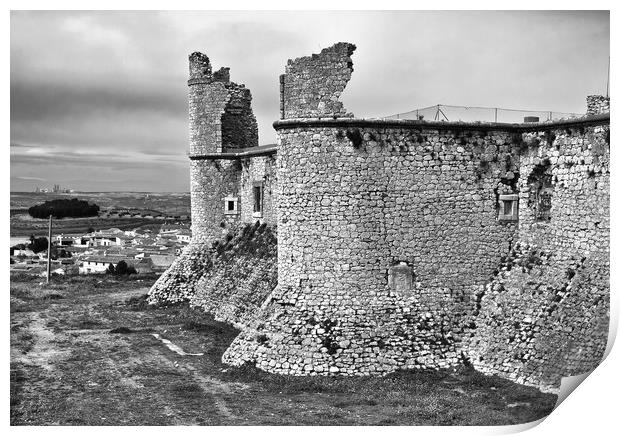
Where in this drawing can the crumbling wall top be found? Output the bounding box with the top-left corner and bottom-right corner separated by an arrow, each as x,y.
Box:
189,52 -> 212,80
213,67 -> 231,84
586,95 -> 610,115
280,42 -> 356,119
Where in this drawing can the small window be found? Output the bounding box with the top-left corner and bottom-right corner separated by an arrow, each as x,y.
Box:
223,196 -> 239,215
253,183 -> 263,217
503,200 -> 513,216
498,194 -> 519,221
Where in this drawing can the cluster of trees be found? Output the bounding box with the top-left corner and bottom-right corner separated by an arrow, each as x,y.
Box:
28,198 -> 100,219
107,260 -> 137,275
11,236 -> 49,253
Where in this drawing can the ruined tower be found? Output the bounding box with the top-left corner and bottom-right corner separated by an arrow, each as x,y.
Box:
149,52 -> 275,306
188,52 -> 259,241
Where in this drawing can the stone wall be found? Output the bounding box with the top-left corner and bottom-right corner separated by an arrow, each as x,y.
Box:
221,86 -> 259,151
148,241 -> 215,305
280,42 -> 356,119
238,155 -> 278,226
149,223 -> 278,322
223,121 -> 523,375
586,95 -> 610,115
190,159 -> 240,242
222,116 -> 610,391
190,222 -> 278,328
467,120 -> 610,391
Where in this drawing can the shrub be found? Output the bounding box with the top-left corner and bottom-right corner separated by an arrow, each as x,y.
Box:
113,261 -> 136,276
345,129 -> 363,148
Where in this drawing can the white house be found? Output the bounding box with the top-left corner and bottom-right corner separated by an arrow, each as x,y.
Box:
79,255 -> 129,274
177,229 -> 191,243
55,234 -> 75,246
78,255 -> 146,274
12,248 -> 36,257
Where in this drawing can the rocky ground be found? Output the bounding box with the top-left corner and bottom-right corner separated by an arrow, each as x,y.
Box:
10,273 -> 557,426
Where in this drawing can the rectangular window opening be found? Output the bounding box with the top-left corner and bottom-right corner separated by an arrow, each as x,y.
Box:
498,194 -> 519,222
223,196 -> 239,215
253,185 -> 263,214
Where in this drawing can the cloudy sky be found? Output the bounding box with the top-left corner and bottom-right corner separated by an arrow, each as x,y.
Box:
10,10 -> 609,192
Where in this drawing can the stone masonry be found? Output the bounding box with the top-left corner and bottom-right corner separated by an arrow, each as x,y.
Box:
151,42 -> 610,393
586,95 -> 610,116
280,42 -> 356,119
467,120 -> 610,389
150,52 -> 271,304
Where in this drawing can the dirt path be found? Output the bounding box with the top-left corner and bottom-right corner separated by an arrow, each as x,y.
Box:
10,276 -> 558,426
16,312 -> 68,372
10,280 -> 249,425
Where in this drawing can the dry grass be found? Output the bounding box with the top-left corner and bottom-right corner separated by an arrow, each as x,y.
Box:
10,273 -> 557,426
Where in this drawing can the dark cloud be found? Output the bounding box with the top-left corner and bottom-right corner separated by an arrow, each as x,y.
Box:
11,149 -> 185,170
11,79 -> 186,123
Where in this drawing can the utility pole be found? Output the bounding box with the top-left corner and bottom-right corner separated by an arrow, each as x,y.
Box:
46,214 -> 52,284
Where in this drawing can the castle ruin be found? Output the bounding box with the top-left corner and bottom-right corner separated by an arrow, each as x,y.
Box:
149,42 -> 610,393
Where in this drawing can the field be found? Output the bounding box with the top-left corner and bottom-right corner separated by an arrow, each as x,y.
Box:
10,215 -> 168,238
10,191 -> 190,214
10,191 -> 190,237
10,274 -> 558,426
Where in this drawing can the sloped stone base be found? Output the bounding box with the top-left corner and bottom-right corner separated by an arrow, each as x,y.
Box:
148,242 -> 215,305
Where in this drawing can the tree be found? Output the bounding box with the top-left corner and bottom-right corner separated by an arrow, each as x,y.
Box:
50,247 -> 71,259
115,260 -> 128,275
28,237 -> 48,253
111,260 -> 137,276
28,198 -> 99,219
107,263 -> 115,274
87,226 -> 95,234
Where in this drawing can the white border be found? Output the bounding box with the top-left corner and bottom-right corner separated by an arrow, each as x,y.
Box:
4,2 -> 617,435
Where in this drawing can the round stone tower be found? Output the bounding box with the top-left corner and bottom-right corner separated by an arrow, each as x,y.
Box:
187,52 -> 258,242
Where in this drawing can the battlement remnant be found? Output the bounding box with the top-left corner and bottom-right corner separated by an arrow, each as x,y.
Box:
280,42 -> 356,119
586,94 -> 610,115
188,52 -> 258,156
189,52 -> 212,80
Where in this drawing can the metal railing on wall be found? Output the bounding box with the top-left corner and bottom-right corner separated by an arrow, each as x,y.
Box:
377,104 -> 584,124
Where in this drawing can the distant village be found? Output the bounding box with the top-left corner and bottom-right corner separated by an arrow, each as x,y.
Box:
10,222 -> 191,277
